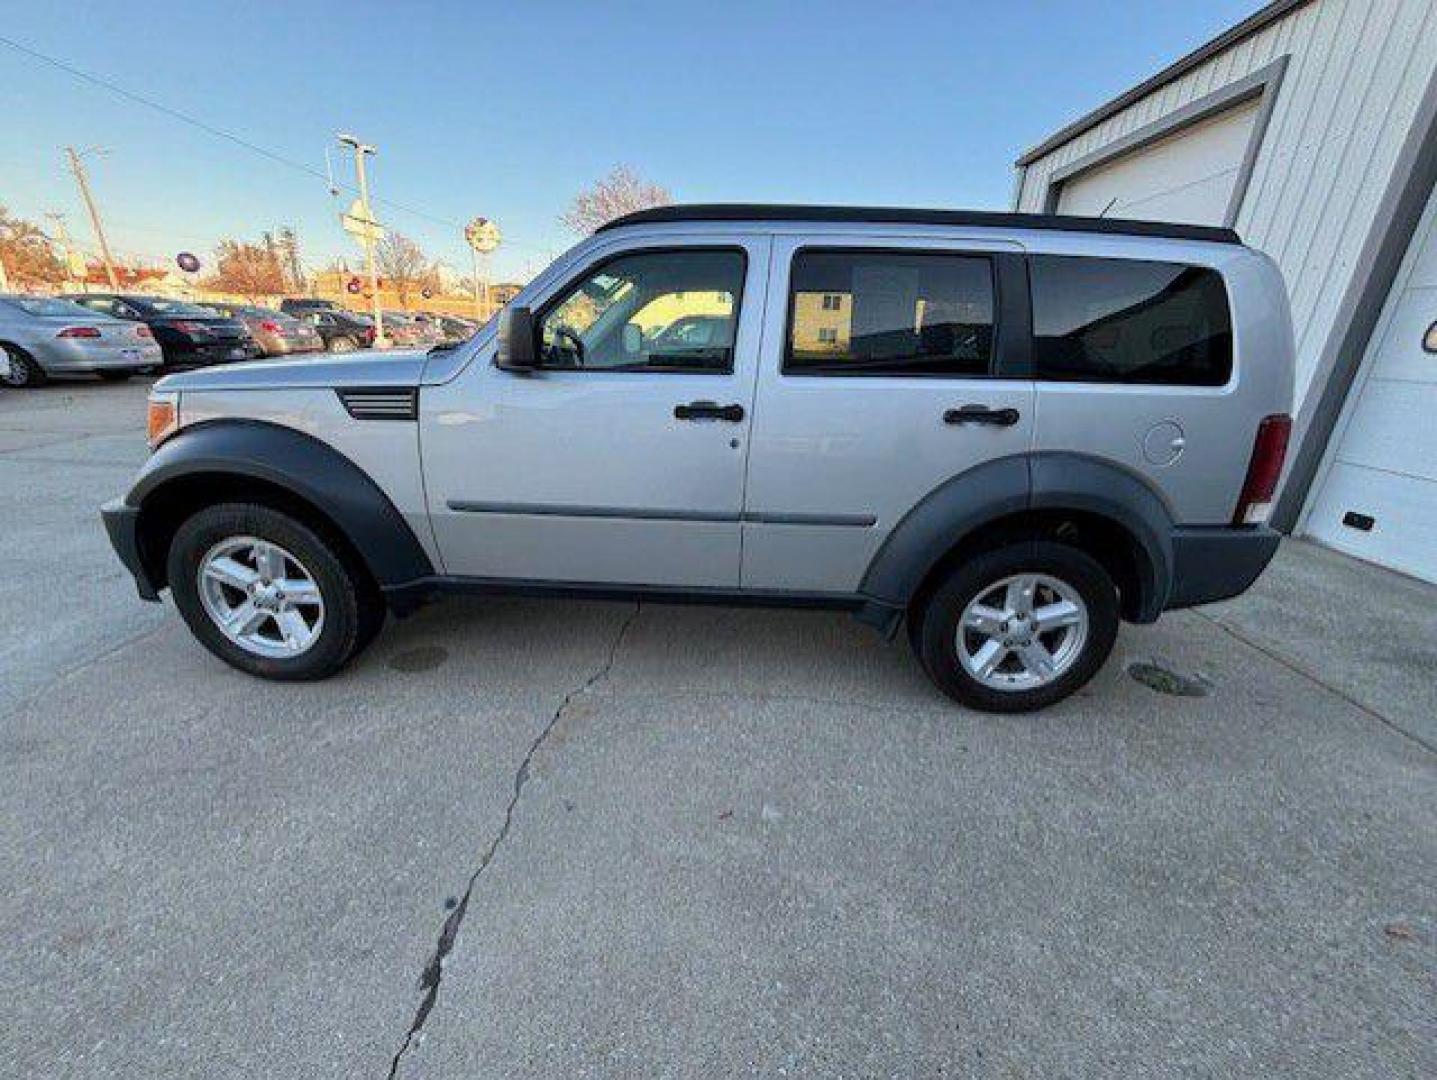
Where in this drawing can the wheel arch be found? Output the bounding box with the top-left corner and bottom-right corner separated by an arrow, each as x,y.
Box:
859,453 -> 1175,625
127,419 -> 434,596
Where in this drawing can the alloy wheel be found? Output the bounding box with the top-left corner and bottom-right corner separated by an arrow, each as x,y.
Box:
196,536 -> 325,658
956,573 -> 1089,691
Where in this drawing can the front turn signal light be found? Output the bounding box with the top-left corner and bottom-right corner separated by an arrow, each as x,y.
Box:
147,393 -> 179,449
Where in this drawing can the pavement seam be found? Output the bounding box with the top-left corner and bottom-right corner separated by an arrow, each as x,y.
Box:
0,621 -> 169,724
1193,609 -> 1437,758
385,601 -> 642,1079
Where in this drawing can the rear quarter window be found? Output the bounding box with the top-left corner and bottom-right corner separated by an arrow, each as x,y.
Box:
1030,256 -> 1233,387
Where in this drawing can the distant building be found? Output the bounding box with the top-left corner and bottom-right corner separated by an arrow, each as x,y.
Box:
1015,0 -> 1437,583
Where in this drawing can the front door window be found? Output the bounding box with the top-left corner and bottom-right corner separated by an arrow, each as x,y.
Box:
537,249 -> 746,373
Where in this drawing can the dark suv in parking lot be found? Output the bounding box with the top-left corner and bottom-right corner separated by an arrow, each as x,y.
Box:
69,294 -> 259,368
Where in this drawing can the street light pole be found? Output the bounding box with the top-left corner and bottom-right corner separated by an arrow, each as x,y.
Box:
66,147 -> 119,289
338,133 -> 385,347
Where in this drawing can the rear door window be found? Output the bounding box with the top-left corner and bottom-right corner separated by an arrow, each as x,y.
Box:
1030,256 -> 1233,386
785,251 -> 995,377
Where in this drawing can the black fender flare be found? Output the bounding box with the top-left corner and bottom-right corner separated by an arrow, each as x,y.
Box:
126,419 -> 434,589
858,452 -> 1175,622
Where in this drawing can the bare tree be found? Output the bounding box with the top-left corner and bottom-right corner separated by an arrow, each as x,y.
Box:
277,226 -> 305,290
560,165 -> 672,235
205,239 -> 286,301
0,206 -> 64,288
376,232 -> 428,305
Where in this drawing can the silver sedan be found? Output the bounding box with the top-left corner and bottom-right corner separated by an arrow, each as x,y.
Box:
0,294 -> 164,388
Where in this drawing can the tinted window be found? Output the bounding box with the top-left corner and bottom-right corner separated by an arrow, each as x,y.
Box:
538,249 -> 745,373
786,251 -> 994,376
1031,256 -> 1232,386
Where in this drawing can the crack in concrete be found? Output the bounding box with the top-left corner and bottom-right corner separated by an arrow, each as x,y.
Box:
385,601 -> 641,1079
1193,609 -> 1437,758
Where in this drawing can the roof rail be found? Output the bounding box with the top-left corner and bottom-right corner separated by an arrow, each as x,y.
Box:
598,204 -> 1242,245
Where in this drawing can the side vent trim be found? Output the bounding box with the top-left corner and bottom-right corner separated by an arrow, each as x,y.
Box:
336,387 -> 419,421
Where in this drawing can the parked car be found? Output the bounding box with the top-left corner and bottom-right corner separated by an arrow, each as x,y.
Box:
68,294 -> 259,369
101,205 -> 1295,712
206,303 -> 323,358
436,315 -> 478,344
0,294 -> 163,387
278,298 -> 339,318
378,311 -> 432,348
294,309 -> 376,353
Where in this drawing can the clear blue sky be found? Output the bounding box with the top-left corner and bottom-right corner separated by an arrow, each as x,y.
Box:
1,0 -> 1264,281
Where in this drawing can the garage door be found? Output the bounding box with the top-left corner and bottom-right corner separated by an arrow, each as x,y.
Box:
1304,185 -> 1437,583
1055,97 -> 1261,225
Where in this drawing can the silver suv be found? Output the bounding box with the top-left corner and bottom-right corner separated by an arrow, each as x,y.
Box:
102,206 -> 1294,712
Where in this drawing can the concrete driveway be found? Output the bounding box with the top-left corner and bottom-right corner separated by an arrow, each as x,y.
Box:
3,382 -> 1433,1078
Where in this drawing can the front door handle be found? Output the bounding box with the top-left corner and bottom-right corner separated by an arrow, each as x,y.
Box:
675,400 -> 745,422
944,404 -> 1020,427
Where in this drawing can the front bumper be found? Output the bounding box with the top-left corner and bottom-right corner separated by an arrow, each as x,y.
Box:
1165,525 -> 1281,610
101,498 -> 161,601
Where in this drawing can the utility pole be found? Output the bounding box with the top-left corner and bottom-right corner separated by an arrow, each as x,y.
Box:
337,133 -> 385,346
65,147 -> 118,289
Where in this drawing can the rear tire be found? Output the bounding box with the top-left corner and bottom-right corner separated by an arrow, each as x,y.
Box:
914,541 -> 1119,713
327,336 -> 357,353
1,345 -> 47,388
166,502 -> 384,680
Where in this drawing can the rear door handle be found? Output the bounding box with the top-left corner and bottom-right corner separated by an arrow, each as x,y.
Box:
944,404 -> 1020,427
675,400 -> 745,422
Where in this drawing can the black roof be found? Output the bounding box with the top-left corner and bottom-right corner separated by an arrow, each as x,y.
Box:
599,204 -> 1240,245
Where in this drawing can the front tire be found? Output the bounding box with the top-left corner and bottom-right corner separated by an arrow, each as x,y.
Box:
166,503 -> 383,680
2,345 -> 47,388
914,541 -> 1119,713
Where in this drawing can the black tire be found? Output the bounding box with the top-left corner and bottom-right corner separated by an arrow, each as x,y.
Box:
1,345 -> 47,388
327,335 -> 357,353
97,370 -> 134,382
914,541 -> 1119,713
166,502 -> 384,680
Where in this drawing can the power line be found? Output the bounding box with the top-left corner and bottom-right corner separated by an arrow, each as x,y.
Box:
0,33 -> 467,235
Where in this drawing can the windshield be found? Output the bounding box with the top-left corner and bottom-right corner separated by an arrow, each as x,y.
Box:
8,297 -> 97,318
147,300 -> 221,316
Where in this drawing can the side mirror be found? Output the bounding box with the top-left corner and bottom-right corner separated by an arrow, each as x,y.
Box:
496,305 -> 538,372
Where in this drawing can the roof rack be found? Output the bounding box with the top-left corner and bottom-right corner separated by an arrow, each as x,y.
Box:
598,204 -> 1241,245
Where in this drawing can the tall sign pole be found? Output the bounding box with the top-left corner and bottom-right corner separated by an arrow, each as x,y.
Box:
338,133 -> 385,346
464,217 -> 501,321
66,147 -> 118,288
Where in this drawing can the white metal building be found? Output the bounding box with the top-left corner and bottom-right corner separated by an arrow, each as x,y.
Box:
1013,0 -> 1437,582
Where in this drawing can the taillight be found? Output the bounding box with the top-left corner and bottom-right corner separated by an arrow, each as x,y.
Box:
171,320 -> 208,337
135,325 -> 153,339
1233,414 -> 1292,525
57,326 -> 101,339
259,320 -> 282,333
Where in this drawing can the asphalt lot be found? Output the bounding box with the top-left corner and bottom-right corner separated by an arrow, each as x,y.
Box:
3,379 -> 1433,1078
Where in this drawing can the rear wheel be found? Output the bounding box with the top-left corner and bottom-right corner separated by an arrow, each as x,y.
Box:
1,345 -> 46,388
327,335 -> 357,353
166,502 -> 384,680
914,541 -> 1119,713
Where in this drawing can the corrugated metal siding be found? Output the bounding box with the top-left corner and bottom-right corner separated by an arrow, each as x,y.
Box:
1015,0 -> 1437,403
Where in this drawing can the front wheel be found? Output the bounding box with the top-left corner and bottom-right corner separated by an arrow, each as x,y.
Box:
914,541 -> 1119,713
166,502 -> 383,680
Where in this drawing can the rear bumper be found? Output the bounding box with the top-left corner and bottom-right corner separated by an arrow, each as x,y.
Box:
38,342 -> 163,372
1165,525 -> 1281,610
101,498 -> 161,601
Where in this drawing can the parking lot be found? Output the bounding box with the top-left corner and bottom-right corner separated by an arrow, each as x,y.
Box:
3,380 -> 1434,1077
